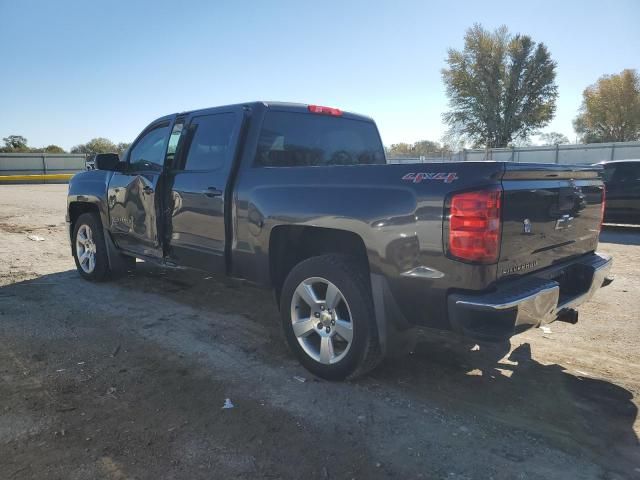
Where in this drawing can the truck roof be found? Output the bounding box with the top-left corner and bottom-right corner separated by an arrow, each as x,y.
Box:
596,159 -> 640,165
152,101 -> 374,125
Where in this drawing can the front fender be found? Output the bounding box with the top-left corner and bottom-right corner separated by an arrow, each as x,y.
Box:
67,170 -> 115,232
67,170 -> 130,274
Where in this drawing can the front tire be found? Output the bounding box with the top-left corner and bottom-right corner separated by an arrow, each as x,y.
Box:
72,213 -> 111,281
280,254 -> 382,380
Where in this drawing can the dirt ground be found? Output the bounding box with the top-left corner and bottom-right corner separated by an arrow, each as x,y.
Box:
0,184 -> 638,480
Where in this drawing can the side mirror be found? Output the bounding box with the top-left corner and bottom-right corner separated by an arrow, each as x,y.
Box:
94,153 -> 121,171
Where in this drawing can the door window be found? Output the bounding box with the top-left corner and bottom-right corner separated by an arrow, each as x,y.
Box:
128,123 -> 170,172
165,121 -> 184,168
182,113 -> 235,171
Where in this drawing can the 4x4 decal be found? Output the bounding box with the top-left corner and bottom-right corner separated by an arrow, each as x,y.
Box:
402,172 -> 459,184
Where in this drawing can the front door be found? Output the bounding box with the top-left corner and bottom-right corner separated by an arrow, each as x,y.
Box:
166,111 -> 240,272
107,120 -> 172,257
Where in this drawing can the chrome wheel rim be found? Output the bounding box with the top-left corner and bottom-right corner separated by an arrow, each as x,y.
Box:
76,224 -> 97,274
290,277 -> 354,365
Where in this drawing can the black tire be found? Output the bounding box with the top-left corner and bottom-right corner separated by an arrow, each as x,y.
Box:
280,254 -> 382,380
72,212 -> 111,281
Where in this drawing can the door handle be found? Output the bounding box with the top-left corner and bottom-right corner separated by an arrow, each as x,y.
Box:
202,187 -> 223,198
143,186 -> 154,194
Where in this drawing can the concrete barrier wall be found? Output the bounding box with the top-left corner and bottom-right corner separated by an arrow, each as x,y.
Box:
0,153 -> 86,184
3,141 -> 640,180
388,140 -> 640,164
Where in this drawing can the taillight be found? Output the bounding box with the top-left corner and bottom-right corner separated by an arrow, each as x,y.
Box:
447,188 -> 502,263
307,104 -> 342,116
600,186 -> 606,230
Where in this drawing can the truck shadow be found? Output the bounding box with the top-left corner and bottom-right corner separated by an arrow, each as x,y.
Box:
600,224 -> 640,245
375,334 -> 639,475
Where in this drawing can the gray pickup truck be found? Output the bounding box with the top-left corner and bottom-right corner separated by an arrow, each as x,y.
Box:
67,101 -> 612,379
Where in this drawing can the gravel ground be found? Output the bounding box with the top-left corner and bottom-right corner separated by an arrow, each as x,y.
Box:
0,184 -> 638,480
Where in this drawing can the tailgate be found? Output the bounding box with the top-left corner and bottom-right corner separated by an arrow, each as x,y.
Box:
497,163 -> 604,279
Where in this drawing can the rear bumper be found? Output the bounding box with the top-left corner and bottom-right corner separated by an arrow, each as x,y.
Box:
447,252 -> 612,341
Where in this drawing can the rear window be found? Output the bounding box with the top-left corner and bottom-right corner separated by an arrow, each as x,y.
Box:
255,111 -> 385,167
602,165 -> 615,182
605,162 -> 640,183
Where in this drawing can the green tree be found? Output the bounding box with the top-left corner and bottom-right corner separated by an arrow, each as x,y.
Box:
385,143 -> 412,156
70,137 -> 117,155
1,135 -> 28,152
412,140 -> 448,156
116,142 -> 130,155
442,24 -> 558,148
43,145 -> 66,153
573,69 -> 640,143
538,132 -> 569,145
30,145 -> 67,153
509,137 -> 533,148
386,140 -> 450,157
1,136 -> 67,153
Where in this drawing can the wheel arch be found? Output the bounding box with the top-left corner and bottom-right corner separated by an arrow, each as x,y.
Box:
68,200 -> 129,276
68,201 -> 101,244
268,225 -> 370,302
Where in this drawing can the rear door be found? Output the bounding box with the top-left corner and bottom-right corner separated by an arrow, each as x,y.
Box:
108,120 -> 173,257
165,110 -> 242,272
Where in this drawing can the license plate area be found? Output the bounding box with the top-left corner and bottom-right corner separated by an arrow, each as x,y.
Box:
551,263 -> 594,304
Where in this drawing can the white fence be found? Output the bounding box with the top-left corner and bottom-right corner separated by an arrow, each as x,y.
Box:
388,141 -> 640,165
0,153 -> 86,183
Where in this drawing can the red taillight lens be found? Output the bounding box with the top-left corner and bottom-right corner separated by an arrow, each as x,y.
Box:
448,188 -> 502,263
307,104 -> 342,116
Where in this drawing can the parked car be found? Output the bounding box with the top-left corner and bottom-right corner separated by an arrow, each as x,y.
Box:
598,159 -> 640,225
66,101 -> 612,379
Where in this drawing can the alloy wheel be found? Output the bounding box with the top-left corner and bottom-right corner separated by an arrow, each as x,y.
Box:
290,277 -> 354,365
76,224 -> 97,274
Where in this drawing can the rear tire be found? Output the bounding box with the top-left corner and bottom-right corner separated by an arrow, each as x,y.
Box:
280,254 -> 382,380
72,213 -> 111,281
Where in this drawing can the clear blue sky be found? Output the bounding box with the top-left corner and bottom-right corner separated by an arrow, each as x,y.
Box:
1,0 -> 638,150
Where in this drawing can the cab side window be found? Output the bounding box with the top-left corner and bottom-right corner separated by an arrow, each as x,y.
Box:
182,113 -> 235,171
128,123 -> 170,172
